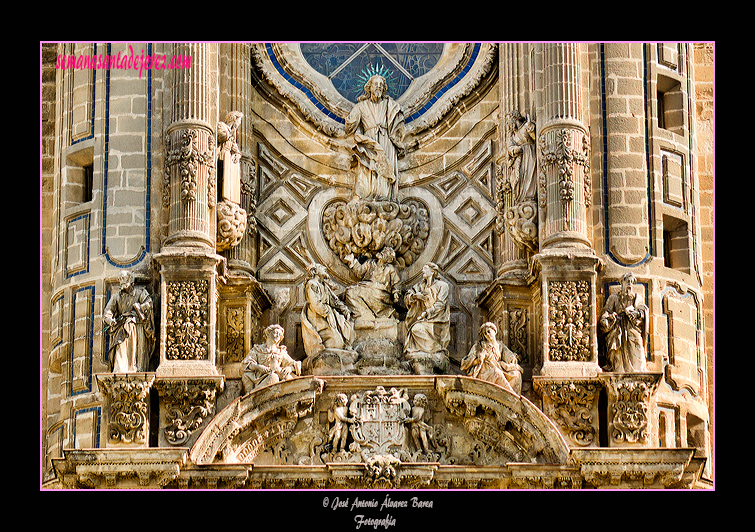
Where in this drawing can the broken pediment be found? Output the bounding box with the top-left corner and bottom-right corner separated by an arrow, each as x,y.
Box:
189,375 -> 570,481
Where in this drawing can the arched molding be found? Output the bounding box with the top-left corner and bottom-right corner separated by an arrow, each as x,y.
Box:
250,43 -> 498,138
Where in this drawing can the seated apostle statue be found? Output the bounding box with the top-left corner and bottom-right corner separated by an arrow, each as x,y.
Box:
403,262 -> 451,374
241,324 -> 301,394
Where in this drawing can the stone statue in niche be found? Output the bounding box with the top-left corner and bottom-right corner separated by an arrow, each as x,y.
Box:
461,322 -> 523,394
301,263 -> 358,375
241,324 -> 301,394
104,270 -> 155,373
217,112 -> 243,167
500,110 -> 538,254
327,393 -> 356,454
342,75 -> 414,203
343,246 -> 401,323
403,263 -> 451,374
599,273 -> 648,373
216,111 -> 247,252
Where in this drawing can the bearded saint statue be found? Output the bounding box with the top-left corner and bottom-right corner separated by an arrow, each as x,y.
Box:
343,74 -> 412,202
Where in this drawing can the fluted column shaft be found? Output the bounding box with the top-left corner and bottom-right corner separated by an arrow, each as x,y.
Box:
496,43 -> 530,273
165,43 -> 218,249
220,43 -> 257,272
538,43 -> 591,250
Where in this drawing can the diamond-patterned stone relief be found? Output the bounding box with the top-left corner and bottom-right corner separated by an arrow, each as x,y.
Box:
257,185 -> 309,243
445,184 -> 496,238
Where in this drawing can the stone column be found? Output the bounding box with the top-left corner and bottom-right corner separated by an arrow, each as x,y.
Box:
534,43 -> 602,378
164,43 -> 218,250
215,44 -> 271,390
538,43 -> 592,250
219,43 -> 258,275
496,42 -> 532,275
155,43 -> 224,447
480,43 -> 539,390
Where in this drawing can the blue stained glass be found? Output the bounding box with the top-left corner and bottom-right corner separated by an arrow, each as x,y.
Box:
267,43 -> 481,124
300,43 -> 443,103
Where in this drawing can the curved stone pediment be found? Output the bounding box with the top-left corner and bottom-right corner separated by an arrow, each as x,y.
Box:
190,375 -> 569,471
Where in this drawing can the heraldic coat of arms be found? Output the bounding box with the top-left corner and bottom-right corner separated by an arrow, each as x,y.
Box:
348,386 -> 411,456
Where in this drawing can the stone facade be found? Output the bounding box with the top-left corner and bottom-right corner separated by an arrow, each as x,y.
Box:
41,42 -> 714,490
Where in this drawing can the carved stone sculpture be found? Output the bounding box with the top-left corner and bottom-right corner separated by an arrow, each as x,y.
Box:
158,378 -> 223,446
343,246 -> 401,322
599,273 -> 648,373
103,270 -> 155,373
403,263 -> 451,374
322,198 -> 429,271
241,324 -> 301,394
343,75 -> 412,203
461,321 -> 523,394
301,264 -> 357,375
216,111 -> 247,251
217,111 -> 243,161
97,373 -> 155,447
501,110 -> 538,253
403,393 -> 436,454
327,393 -> 355,453
216,199 -> 247,252
348,386 -> 411,458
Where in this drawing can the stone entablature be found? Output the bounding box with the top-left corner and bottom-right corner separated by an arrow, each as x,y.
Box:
54,375 -> 704,489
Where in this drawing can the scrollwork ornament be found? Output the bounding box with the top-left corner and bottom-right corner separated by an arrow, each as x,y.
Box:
241,163 -> 258,237
165,280 -> 209,361
610,380 -> 652,444
540,381 -> 598,446
105,377 -> 153,445
159,379 -> 220,446
163,128 -> 217,206
538,128 -> 590,208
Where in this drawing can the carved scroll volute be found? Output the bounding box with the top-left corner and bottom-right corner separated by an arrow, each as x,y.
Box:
155,377 -> 224,447
603,374 -> 661,447
533,379 -> 600,448
97,373 -> 156,447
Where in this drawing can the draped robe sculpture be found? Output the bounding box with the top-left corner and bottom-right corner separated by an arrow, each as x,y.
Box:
104,270 -> 155,373
461,322 -> 523,394
403,263 -> 451,374
599,273 -> 648,373
343,75 -> 410,202
301,263 -> 355,357
241,324 -> 301,394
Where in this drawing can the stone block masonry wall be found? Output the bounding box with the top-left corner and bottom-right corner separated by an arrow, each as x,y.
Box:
102,43 -> 152,266
601,43 -> 651,266
43,42 -> 163,481
693,42 -> 714,474
41,43 -> 58,481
